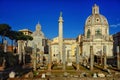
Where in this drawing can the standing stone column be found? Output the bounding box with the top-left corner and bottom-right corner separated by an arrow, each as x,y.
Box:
22,41 -> 26,65
32,43 -> 37,71
3,39 -> 7,53
117,46 -> 120,69
62,45 -> 66,70
103,46 -> 107,69
76,44 -> 80,70
100,50 -> 103,65
40,52 -> 43,65
18,40 -> 22,64
48,44 -> 51,71
90,46 -> 94,71
58,12 -> 63,62
59,52 -> 61,62
67,50 -> 69,62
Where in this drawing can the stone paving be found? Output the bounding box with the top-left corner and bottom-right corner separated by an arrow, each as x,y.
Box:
7,64 -> 120,80
8,77 -> 120,80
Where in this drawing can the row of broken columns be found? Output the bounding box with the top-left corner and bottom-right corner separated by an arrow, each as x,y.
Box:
90,45 -> 120,71
32,43 -> 120,71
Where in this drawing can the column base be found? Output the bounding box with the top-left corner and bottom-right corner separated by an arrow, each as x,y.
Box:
48,63 -> 51,71
76,64 -> 79,71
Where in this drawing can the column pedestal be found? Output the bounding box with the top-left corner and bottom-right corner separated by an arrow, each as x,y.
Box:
77,64 -> 79,71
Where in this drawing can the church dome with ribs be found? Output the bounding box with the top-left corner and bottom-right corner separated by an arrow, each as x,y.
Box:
85,4 -> 108,26
84,4 -> 109,38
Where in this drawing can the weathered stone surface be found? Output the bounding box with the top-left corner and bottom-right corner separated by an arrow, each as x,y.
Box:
98,73 -> 105,77
73,75 -> 79,78
87,65 -> 90,69
106,74 -> 113,77
50,75 -> 56,78
80,72 -> 86,77
67,62 -> 72,66
63,72 -> 68,77
93,73 -> 97,78
41,73 -> 46,78
107,69 -> 111,74
46,72 -> 51,76
9,71 -> 15,78
24,72 -> 33,78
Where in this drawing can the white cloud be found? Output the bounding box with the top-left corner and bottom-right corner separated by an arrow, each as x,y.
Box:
110,23 -> 120,28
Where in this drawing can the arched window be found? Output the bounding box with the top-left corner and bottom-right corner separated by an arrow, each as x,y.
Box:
87,29 -> 90,38
95,29 -> 101,36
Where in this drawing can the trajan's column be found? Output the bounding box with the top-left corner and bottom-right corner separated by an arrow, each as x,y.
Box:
58,12 -> 64,62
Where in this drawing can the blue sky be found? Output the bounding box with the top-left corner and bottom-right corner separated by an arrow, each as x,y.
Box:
0,0 -> 120,39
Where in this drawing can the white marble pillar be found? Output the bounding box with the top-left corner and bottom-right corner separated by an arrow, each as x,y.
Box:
41,52 -> 43,65
58,12 -> 63,62
76,44 -> 80,70
48,44 -> 51,71
103,46 -> 107,69
100,50 -> 103,65
21,41 -> 26,65
67,50 -> 69,62
117,46 -> 120,69
23,46 -> 26,65
18,40 -> 22,64
32,43 -> 37,71
3,39 -> 7,53
90,46 -> 94,71
62,45 -> 66,70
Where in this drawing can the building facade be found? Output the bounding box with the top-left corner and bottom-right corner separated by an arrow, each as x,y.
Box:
79,4 -> 113,58
28,22 -> 47,53
113,32 -> 120,55
19,29 -> 32,36
51,37 -> 77,62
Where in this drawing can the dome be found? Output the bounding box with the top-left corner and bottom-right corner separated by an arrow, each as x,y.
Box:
32,22 -> 45,37
84,4 -> 109,38
85,14 -> 108,26
85,4 -> 108,26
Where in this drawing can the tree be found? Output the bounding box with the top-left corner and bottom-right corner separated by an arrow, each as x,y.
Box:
0,24 -> 11,44
6,31 -> 33,52
6,30 -> 18,52
16,32 -> 33,65
16,32 -> 33,41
